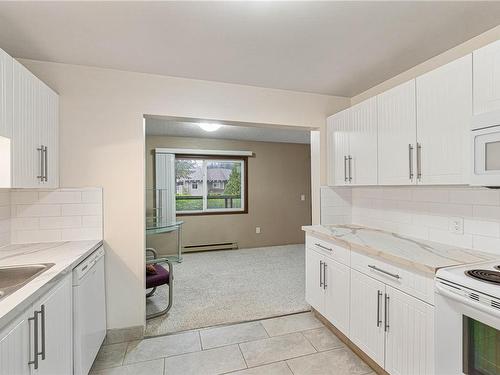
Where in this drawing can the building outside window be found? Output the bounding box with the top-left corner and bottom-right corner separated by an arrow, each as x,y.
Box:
175,156 -> 247,215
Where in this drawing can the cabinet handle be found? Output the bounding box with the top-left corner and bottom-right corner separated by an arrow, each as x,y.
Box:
315,243 -> 333,252
408,144 -> 414,181
377,290 -> 382,327
416,143 -> 422,181
368,264 -> 400,280
323,262 -> 327,289
28,312 -> 39,369
384,293 -> 390,332
37,146 -> 44,181
43,146 -> 48,182
39,304 -> 46,360
319,261 -> 323,288
348,155 -> 352,182
344,156 -> 348,182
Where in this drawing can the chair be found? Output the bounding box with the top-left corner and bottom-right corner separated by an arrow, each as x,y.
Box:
146,248 -> 173,320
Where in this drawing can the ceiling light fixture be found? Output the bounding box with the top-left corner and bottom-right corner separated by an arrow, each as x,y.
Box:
198,122 -> 222,132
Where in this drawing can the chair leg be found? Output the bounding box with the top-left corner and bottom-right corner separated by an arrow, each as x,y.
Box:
146,287 -> 157,298
146,260 -> 174,320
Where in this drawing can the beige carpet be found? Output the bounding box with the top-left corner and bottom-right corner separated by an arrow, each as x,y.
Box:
145,244 -> 309,337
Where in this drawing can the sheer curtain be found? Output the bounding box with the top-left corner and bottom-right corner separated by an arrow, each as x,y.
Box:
154,152 -> 176,226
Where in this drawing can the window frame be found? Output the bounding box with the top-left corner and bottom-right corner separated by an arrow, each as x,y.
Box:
175,154 -> 248,216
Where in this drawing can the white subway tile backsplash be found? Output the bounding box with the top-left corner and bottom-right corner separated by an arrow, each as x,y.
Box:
61,227 -> 102,241
10,218 -> 39,231
10,191 -> 38,205
39,216 -> 82,230
464,219 -> 500,237
82,215 -> 102,228
473,205 -> 500,221
6,187 -> 103,245
38,191 -> 82,204
61,203 -> 101,216
13,229 -> 62,244
472,235 -> 500,255
82,190 -> 103,204
322,185 -> 500,253
411,188 -> 450,203
16,204 -> 61,218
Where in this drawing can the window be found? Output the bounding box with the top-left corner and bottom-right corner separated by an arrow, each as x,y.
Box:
175,156 -> 247,215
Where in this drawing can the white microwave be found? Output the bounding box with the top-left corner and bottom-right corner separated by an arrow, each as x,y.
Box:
471,124 -> 500,186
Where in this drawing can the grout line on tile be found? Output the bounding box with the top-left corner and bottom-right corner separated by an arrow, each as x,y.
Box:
237,343 -> 249,369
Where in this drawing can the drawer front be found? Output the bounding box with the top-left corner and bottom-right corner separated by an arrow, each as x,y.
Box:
306,234 -> 350,266
351,251 -> 434,305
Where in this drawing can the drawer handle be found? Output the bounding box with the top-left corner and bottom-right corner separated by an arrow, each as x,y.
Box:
368,264 -> 400,280
315,243 -> 332,252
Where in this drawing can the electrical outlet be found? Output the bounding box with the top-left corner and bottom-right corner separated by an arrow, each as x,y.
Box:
300,194 -> 306,201
449,217 -> 464,234
255,227 -> 261,234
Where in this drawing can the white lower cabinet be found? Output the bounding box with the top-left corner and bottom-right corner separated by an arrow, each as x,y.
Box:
305,234 -> 435,375
349,269 -> 385,368
0,275 -> 72,375
0,307 -> 32,375
384,285 -> 434,375
305,247 -> 350,336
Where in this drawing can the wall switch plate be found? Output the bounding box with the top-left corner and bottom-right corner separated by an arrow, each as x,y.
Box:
300,194 -> 306,201
255,227 -> 261,234
449,217 -> 464,234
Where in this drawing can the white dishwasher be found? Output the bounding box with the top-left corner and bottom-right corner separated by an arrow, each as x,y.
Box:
73,246 -> 106,375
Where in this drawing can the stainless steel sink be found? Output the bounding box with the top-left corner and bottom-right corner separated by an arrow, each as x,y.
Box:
0,263 -> 55,299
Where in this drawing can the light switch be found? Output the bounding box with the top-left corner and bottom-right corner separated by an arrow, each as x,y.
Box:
255,227 -> 261,234
300,194 -> 306,201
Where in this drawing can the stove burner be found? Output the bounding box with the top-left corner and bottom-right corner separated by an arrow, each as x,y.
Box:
466,269 -> 500,284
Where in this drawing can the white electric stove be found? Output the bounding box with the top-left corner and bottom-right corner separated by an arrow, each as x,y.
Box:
435,260 -> 500,375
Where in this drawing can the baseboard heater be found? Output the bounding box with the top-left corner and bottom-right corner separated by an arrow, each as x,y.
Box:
183,242 -> 238,253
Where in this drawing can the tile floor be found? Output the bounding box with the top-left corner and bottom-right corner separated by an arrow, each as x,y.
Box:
91,312 -> 375,375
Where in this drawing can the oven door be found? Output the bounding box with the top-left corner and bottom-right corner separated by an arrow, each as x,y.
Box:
471,126 -> 500,186
435,283 -> 500,375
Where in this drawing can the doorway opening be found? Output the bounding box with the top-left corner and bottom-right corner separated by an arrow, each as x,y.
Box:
144,115 -> 316,337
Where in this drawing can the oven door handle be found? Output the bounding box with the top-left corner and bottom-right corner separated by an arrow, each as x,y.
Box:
436,283 -> 500,318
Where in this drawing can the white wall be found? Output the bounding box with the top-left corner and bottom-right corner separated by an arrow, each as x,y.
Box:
18,59 -> 349,330
321,186 -> 500,256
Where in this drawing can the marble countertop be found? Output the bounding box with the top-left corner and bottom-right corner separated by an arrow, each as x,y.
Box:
302,224 -> 497,274
0,240 -> 103,328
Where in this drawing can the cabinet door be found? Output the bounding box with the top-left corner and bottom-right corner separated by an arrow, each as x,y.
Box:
377,80 -> 417,185
0,307 -> 33,375
12,60 -> 42,188
328,110 -> 350,186
473,40 -> 500,117
416,54 -> 472,185
35,276 -> 72,375
323,258 -> 350,336
38,82 -> 59,188
384,286 -> 434,375
305,248 -> 324,313
0,48 -> 12,139
349,97 -> 378,185
349,269 -> 385,368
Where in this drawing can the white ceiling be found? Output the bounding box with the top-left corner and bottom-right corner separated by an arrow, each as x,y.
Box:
0,2 -> 499,96
145,117 -> 311,144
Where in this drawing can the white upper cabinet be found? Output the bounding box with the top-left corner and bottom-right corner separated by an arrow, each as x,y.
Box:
327,109 -> 350,186
349,97 -> 378,185
377,80 -> 417,185
12,59 -> 59,188
473,40 -> 500,122
327,97 -> 377,186
416,54 -> 472,185
0,48 -> 12,139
